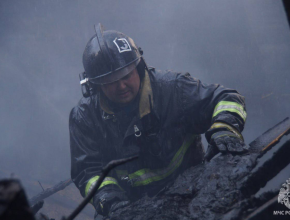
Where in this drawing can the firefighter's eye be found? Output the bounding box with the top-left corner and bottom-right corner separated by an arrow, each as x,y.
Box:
122,72 -> 132,80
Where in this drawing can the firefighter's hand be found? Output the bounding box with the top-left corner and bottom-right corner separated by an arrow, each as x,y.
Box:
204,131 -> 249,161
102,201 -> 130,220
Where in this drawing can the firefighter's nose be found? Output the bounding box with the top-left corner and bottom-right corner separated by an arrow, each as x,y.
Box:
117,79 -> 127,90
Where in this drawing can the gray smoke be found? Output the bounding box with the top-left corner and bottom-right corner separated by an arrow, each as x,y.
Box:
0,0 -> 289,209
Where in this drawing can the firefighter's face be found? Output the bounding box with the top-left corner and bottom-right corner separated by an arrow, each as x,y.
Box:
101,68 -> 140,104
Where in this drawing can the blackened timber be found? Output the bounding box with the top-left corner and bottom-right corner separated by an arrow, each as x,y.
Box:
240,135 -> 290,197
248,117 -> 290,154
29,179 -> 72,206
31,200 -> 44,215
105,118 -> 290,220
63,155 -> 138,220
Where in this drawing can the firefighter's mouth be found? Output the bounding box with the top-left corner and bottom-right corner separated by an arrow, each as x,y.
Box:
118,90 -> 131,97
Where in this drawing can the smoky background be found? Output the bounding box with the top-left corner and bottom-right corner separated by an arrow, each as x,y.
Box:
0,0 -> 289,218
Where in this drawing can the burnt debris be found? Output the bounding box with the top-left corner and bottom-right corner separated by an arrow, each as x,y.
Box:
0,118 -> 289,220
106,118 -> 290,220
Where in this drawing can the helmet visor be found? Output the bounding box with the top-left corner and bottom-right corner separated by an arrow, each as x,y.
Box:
88,58 -> 140,85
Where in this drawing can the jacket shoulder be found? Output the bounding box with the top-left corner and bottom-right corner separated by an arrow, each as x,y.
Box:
69,95 -> 98,124
149,68 -> 184,83
149,69 -> 197,89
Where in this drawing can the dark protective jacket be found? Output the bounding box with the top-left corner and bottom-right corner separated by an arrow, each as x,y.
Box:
69,68 -> 247,206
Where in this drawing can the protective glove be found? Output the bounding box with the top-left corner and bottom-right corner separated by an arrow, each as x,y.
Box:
204,128 -> 249,161
101,200 -> 130,219
93,190 -> 129,219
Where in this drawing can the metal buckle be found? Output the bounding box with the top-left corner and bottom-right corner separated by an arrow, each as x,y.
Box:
134,125 -> 142,137
121,176 -> 136,186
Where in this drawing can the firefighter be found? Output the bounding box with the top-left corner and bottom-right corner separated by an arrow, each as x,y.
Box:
69,24 -> 248,218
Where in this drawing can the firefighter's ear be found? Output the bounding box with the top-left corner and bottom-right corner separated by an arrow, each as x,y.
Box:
79,72 -> 99,97
79,72 -> 90,98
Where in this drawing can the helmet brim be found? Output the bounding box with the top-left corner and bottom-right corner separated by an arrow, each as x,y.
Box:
88,58 -> 140,85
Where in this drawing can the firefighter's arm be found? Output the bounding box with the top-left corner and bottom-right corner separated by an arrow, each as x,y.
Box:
69,105 -> 128,216
176,73 -> 248,160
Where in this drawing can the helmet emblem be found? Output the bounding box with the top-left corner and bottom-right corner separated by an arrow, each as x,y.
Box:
113,38 -> 132,53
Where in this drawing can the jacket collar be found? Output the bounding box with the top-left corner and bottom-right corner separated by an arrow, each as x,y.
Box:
100,70 -> 153,119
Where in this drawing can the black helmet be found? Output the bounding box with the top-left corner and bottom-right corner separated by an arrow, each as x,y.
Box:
82,24 -> 142,85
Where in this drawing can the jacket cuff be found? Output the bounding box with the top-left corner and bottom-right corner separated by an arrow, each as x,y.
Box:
212,111 -> 245,133
93,184 -> 128,216
205,119 -> 244,143
85,176 -> 122,198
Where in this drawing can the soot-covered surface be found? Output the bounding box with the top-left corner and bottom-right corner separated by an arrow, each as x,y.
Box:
100,119 -> 290,220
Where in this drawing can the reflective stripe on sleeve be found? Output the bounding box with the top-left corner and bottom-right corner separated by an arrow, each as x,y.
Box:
212,101 -> 247,122
127,134 -> 197,187
85,176 -> 122,197
210,122 -> 244,141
